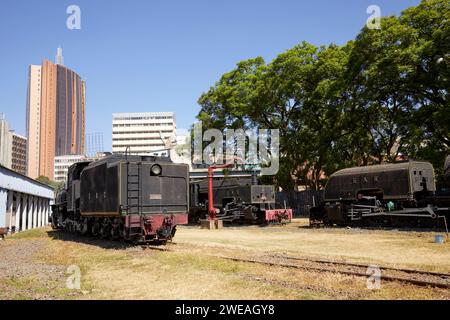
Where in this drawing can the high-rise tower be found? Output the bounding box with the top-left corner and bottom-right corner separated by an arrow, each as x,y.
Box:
56,46 -> 64,66
26,48 -> 85,180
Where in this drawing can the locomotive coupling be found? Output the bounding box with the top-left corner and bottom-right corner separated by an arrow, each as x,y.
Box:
156,215 -> 176,240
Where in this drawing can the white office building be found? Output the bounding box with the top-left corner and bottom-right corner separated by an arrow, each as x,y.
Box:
54,155 -> 87,182
112,112 -> 176,155
0,114 -> 12,169
54,152 -> 110,182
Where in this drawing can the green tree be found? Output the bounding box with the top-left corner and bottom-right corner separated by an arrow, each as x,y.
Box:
402,0 -> 449,147
196,0 -> 450,190
36,176 -> 65,190
401,0 -> 450,181
346,15 -> 423,163
198,42 -> 351,190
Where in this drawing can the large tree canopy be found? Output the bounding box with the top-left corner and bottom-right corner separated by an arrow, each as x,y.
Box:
197,0 -> 450,190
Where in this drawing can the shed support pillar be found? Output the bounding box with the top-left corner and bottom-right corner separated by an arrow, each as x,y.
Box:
6,190 -> 13,233
45,200 -> 50,225
16,193 -> 22,232
27,196 -> 33,230
21,194 -> 27,231
33,197 -> 38,229
0,188 -> 7,229
38,198 -> 42,227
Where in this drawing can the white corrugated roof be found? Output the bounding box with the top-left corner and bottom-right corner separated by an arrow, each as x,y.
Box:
0,165 -> 54,199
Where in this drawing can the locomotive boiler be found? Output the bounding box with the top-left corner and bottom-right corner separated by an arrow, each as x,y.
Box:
51,154 -> 189,242
310,160 -> 450,227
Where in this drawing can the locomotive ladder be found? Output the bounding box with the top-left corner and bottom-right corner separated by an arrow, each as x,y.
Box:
126,161 -> 143,236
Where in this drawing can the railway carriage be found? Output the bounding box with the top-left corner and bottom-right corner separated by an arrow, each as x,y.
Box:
310,160 -> 450,227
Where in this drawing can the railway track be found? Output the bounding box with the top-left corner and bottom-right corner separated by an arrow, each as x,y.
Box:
137,243 -> 450,289
273,254 -> 450,278
218,254 -> 450,289
140,244 -> 171,252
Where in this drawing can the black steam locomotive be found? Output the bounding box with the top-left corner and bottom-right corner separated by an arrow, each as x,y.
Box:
189,176 -> 292,224
51,154 -> 189,242
310,157 -> 450,228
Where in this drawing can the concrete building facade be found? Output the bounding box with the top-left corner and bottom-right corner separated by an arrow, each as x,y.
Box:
11,133 -> 27,176
0,115 -> 28,176
0,165 -> 54,234
53,154 -> 87,182
26,65 -> 42,179
26,48 -> 86,180
112,112 -> 176,155
0,115 -> 12,169
54,152 -> 109,182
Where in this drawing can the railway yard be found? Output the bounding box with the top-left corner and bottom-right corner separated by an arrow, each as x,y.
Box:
0,218 -> 449,300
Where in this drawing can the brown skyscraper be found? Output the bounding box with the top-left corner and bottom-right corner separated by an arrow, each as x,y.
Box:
27,48 -> 85,180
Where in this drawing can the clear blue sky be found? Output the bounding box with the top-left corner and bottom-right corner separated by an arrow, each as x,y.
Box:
0,0 -> 420,151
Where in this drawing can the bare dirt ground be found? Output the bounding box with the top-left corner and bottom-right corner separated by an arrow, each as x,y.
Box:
0,219 -> 449,300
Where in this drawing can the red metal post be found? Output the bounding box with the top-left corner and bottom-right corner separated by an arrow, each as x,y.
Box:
207,163 -> 235,220
207,166 -> 215,219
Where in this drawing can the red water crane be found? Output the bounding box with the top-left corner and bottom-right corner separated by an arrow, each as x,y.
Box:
207,156 -> 244,220
207,163 -> 234,220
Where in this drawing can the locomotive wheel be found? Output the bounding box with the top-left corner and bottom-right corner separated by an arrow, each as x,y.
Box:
100,219 -> 112,239
108,228 -> 115,241
110,226 -> 120,241
110,219 -> 123,241
51,214 -> 58,229
119,223 -> 126,241
122,228 -> 129,241
91,222 -> 100,237
80,219 -> 90,236
100,226 -> 108,239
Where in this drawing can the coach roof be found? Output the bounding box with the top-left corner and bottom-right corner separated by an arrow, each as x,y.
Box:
331,161 -> 433,177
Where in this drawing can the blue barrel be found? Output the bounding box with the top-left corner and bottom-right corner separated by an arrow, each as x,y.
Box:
435,235 -> 445,244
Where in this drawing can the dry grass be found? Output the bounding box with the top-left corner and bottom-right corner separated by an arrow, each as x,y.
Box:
176,220 -> 450,273
0,276 -> 75,300
1,221 -> 449,300
9,227 -> 49,239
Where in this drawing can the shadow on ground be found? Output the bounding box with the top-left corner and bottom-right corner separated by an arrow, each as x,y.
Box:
45,230 -> 168,250
301,224 -> 448,234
